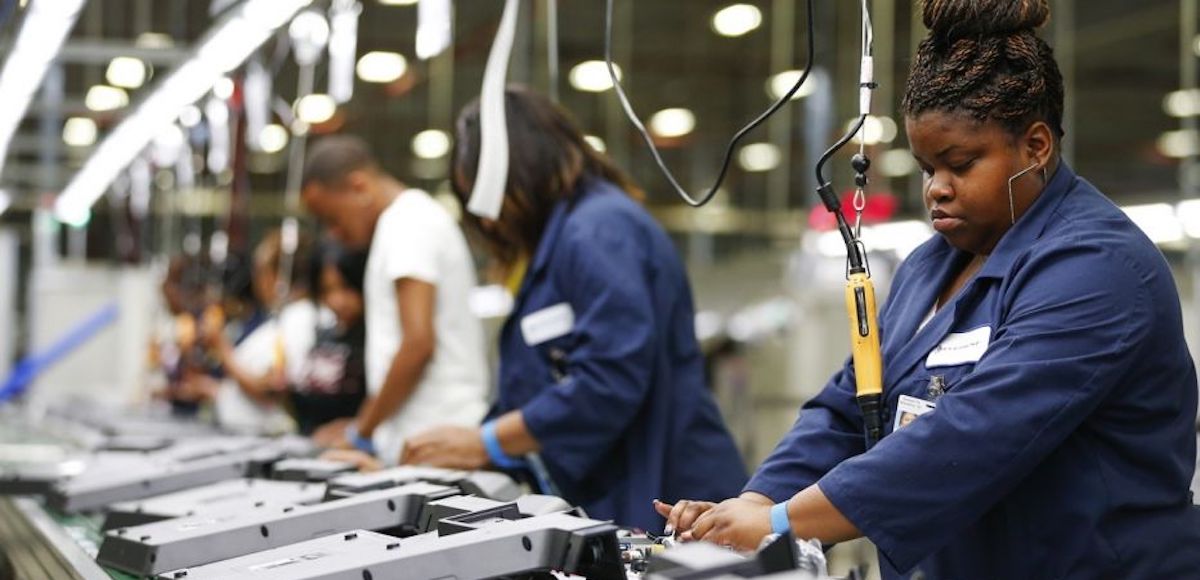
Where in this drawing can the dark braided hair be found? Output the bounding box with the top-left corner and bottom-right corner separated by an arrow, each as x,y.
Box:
903,0 -> 1065,139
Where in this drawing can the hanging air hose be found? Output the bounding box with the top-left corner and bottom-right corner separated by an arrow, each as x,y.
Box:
602,0 -> 815,207
605,0 -> 885,449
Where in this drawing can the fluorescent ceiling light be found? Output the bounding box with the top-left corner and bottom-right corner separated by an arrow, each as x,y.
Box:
1124,203 -> 1184,245
289,10 -> 330,66
295,94 -> 337,124
213,76 -> 235,100
767,70 -> 818,101
106,57 -> 147,89
878,149 -> 918,177
135,32 -> 174,48
62,117 -> 97,147
712,4 -> 762,37
179,105 -> 202,128
649,108 -> 696,138
258,124 -> 289,154
738,142 -> 781,172
85,85 -> 129,112
1158,129 -> 1199,159
356,51 -> 407,83
54,0 -> 313,227
0,0 -> 87,174
412,129 -> 451,159
569,60 -> 620,93
848,115 -> 898,146
379,0 -> 418,5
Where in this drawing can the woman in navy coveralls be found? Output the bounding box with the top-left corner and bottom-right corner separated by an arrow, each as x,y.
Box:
403,87 -> 747,532
660,1 -> 1200,577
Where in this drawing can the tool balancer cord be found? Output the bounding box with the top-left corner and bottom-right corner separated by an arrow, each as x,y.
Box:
603,0 -> 815,207
814,0 -> 875,271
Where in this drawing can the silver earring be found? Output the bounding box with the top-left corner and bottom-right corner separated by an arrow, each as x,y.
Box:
1007,162 -> 1039,225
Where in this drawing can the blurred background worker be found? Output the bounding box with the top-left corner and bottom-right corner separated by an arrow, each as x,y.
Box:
209,228 -> 316,433
301,136 -> 489,464
288,242 -> 368,437
402,87 -> 747,532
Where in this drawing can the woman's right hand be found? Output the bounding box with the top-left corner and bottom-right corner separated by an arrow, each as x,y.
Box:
654,492 -> 774,538
654,499 -> 717,537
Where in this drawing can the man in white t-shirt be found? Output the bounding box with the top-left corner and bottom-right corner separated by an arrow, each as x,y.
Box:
300,135 -> 488,464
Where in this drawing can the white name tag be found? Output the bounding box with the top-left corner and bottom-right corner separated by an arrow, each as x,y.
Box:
925,325 -> 991,368
521,303 -> 575,347
894,394 -> 937,431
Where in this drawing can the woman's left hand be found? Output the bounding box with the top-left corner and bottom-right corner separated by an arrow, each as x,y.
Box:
401,426 -> 488,469
684,497 -> 774,551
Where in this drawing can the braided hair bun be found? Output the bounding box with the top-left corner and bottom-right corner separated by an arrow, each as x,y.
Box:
903,0 -> 1064,137
923,0 -> 1049,43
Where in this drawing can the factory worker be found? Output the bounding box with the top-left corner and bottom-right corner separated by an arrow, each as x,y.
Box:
300,136 -> 489,465
402,86 -> 748,532
660,1 -> 1200,578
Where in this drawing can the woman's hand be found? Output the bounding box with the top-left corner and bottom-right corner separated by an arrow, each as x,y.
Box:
684,497 -> 773,551
653,499 -> 717,536
401,426 -> 488,469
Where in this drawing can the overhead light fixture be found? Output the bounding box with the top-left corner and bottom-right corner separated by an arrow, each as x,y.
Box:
848,115 -> 898,146
412,129 -> 451,159
569,60 -> 620,93
584,135 -> 607,153
816,220 -> 932,260
712,4 -> 762,37
356,51 -> 407,83
151,124 -> 185,166
289,9 -> 330,66
767,70 -> 818,101
1158,129 -> 1199,159
62,117 -> 97,147
649,108 -> 696,138
379,0 -> 418,5
295,93 -> 337,124
878,149 -> 918,177
1123,203 -> 1184,244
258,123 -> 289,154
738,142 -> 781,172
106,57 -> 147,89
416,0 -> 452,59
1164,89 -> 1200,118
213,76 -> 235,99
54,0 -> 314,227
1176,199 -> 1200,238
179,105 -> 202,128
85,85 -> 129,112
327,0 -> 361,103
0,0 -> 86,174
135,32 -> 174,48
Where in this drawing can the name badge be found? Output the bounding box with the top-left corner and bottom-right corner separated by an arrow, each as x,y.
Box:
521,303 -> 575,347
925,325 -> 991,368
894,394 -> 937,431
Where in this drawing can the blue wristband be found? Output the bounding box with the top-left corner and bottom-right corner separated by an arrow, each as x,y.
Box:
770,501 -> 791,536
481,420 -> 525,469
344,423 -> 376,455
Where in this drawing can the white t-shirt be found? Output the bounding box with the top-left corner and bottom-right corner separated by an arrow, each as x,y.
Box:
215,299 -> 318,434
364,190 -> 489,464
